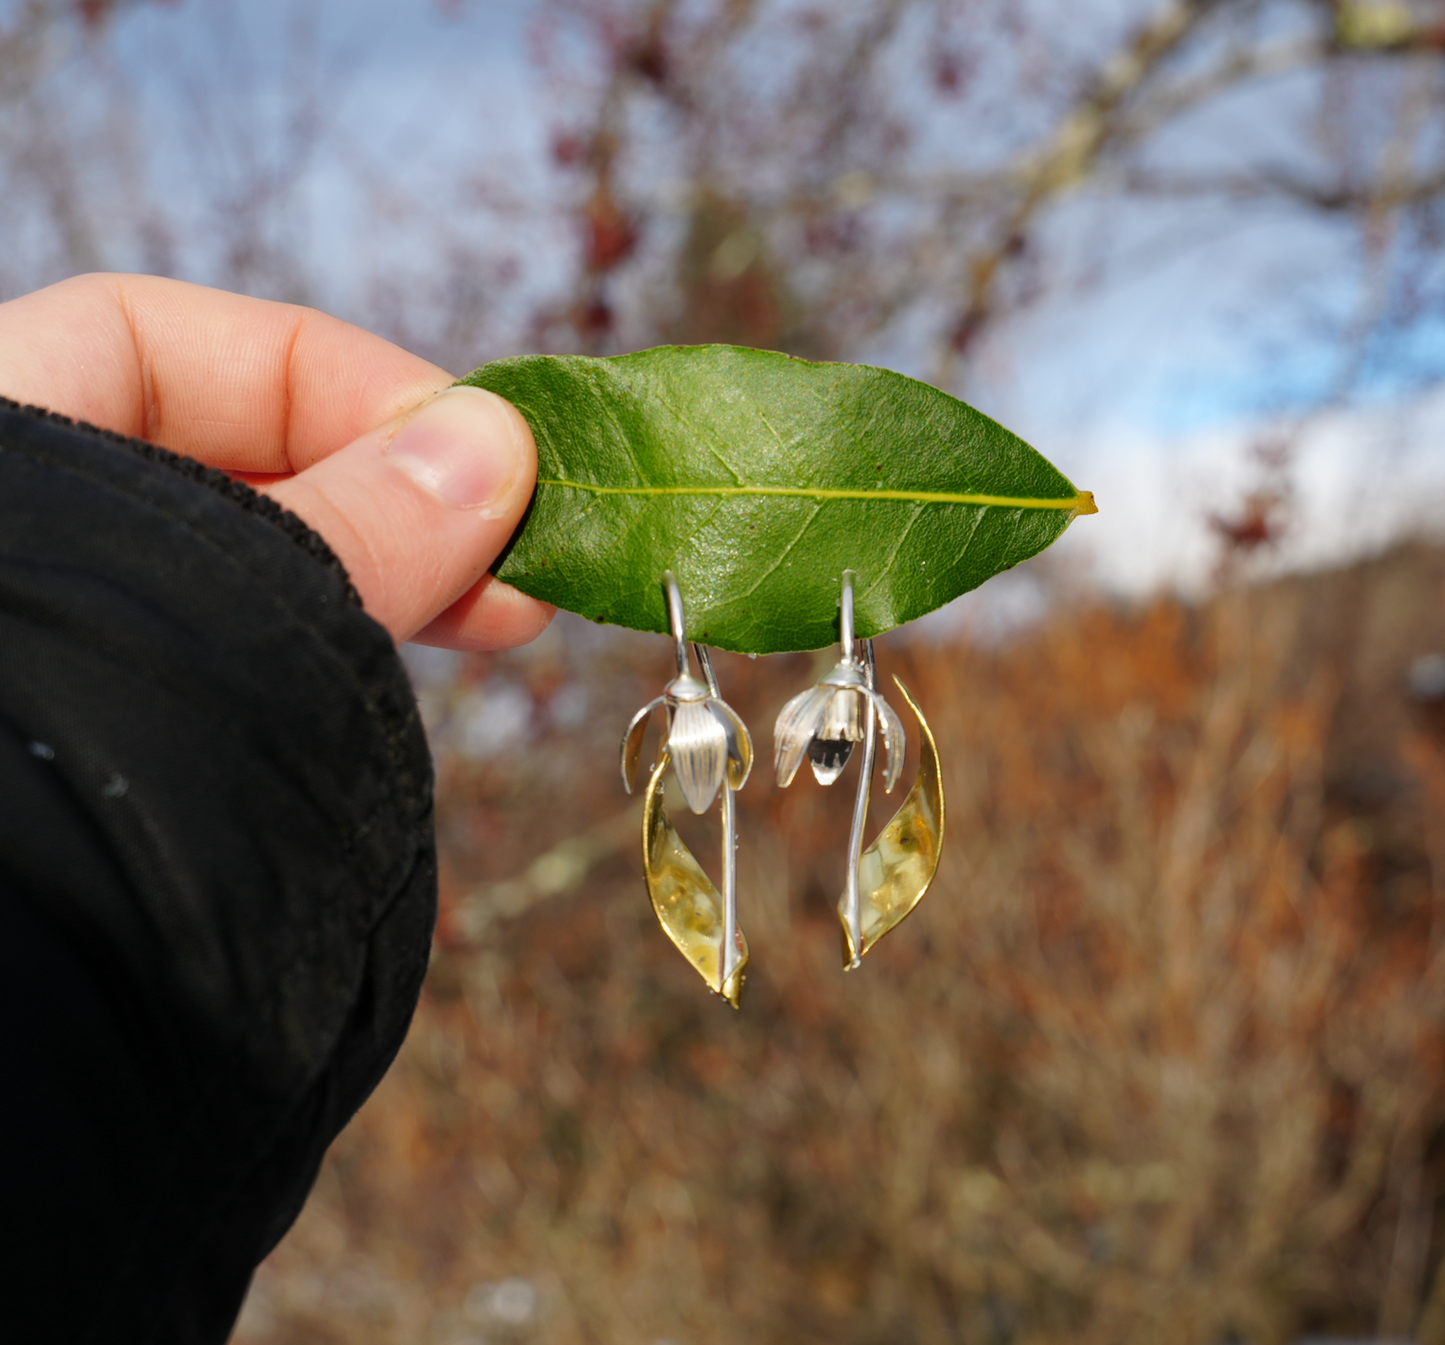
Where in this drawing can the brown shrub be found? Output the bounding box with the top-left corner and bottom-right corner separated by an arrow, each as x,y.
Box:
237,545 -> 1445,1345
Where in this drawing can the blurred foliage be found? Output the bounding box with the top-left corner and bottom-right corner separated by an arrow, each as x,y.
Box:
235,543 -> 1445,1345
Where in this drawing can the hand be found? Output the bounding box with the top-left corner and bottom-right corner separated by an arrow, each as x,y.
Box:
0,273 -> 553,650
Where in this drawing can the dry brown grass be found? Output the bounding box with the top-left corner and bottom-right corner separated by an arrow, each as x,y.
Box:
236,544 -> 1445,1345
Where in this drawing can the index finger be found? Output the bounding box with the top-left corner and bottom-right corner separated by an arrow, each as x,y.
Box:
0,273 -> 453,474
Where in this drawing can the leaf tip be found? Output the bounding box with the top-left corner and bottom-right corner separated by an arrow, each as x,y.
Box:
1073,490 -> 1098,517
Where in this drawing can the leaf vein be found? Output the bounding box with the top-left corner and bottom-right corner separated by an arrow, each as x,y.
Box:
598,394 -> 651,486
863,502 -> 928,599
647,386 -> 744,485
720,502 -> 825,606
536,479 -> 1083,511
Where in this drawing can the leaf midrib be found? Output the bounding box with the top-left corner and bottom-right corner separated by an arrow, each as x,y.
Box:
537,477 -> 1093,511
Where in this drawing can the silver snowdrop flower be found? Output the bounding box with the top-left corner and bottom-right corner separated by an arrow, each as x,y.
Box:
620,574 -> 752,814
773,572 -> 906,793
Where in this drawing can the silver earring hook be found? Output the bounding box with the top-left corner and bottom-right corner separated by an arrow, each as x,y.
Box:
663,570 -> 689,680
839,568 -> 857,661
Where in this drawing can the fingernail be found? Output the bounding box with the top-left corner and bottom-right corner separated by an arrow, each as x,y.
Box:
383,386 -> 524,512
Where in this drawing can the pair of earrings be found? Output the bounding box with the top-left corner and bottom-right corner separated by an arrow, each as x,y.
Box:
620,570 -> 945,1008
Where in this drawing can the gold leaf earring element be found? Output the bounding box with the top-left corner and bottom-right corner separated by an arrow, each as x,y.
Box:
620,572 -> 752,1006
772,570 -> 945,968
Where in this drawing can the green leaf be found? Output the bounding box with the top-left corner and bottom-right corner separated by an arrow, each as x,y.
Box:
460,345 -> 1095,655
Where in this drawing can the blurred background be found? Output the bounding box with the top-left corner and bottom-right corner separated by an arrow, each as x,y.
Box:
7,1 -> 1445,1341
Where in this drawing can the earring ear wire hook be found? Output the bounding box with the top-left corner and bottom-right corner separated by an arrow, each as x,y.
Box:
839,567 -> 857,657
664,569 -> 690,679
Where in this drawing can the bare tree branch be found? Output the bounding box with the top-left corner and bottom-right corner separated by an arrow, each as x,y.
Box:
933,0 -> 1225,381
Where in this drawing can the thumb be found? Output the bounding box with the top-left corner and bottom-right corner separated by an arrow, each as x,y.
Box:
265,385 -> 542,645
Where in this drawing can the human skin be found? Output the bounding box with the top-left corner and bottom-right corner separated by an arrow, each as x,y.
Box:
0,272 -> 555,650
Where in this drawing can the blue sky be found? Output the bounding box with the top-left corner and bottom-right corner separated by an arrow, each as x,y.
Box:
9,0 -> 1444,597
37,0 -> 1441,435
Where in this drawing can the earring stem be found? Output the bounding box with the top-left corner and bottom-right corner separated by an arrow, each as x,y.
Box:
839,569 -> 857,659
695,645 -> 740,991
720,778 -> 740,990
843,638 -> 878,969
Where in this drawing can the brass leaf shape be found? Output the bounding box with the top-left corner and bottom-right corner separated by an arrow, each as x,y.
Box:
642,753 -> 748,1007
839,676 -> 945,963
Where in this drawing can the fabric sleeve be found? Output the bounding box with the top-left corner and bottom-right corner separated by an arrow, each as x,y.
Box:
0,397 -> 437,1345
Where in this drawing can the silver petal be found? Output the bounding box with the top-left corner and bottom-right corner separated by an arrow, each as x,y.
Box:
706,698 -> 754,791
866,687 -> 908,793
773,682 -> 835,788
669,697 -> 728,814
620,696 -> 666,794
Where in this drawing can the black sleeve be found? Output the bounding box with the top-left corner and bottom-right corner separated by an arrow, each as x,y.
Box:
0,398 -> 437,1344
